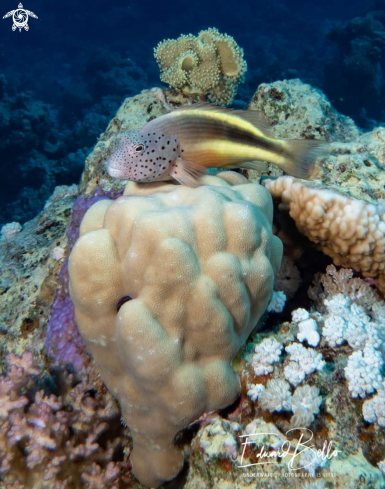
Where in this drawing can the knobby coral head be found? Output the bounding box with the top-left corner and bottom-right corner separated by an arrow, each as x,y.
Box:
68,171 -> 282,487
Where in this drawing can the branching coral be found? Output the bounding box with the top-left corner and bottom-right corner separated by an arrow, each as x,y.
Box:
284,343 -> 325,387
0,352 -> 129,487
68,172 -> 282,487
257,379 -> 322,428
251,337 -> 283,376
154,28 -> 247,105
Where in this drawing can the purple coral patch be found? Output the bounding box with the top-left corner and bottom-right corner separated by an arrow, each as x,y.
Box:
45,189 -> 122,371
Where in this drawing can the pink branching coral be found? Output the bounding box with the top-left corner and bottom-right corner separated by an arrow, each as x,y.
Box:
0,352 -> 132,487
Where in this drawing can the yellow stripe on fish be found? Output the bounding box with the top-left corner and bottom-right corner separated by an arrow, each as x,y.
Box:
106,102 -> 328,187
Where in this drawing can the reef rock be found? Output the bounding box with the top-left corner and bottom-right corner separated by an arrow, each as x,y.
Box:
248,79 -> 385,293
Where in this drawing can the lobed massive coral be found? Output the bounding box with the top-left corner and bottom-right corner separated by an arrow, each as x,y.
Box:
154,28 -> 247,105
68,172 -> 282,487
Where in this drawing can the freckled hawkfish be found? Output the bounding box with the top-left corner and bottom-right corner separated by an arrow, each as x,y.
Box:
106,103 -> 327,186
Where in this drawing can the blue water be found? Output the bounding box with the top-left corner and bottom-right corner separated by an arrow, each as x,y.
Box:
0,0 -> 381,226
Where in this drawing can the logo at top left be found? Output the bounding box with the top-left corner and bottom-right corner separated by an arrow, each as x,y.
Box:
3,3 -> 38,32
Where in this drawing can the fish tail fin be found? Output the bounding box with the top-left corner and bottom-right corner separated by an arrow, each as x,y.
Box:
280,139 -> 328,179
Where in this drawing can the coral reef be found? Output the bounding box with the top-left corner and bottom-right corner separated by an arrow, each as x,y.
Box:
2,77 -> 385,487
246,79 -> 385,295
68,172 -> 282,487
154,28 -> 247,105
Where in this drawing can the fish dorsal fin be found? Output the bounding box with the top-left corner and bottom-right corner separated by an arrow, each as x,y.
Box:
172,102 -> 273,136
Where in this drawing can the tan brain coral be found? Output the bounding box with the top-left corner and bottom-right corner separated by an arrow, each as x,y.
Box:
154,28 -> 247,105
264,176 -> 385,294
68,172 -> 282,488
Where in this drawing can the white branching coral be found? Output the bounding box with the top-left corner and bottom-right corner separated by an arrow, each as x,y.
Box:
344,346 -> 383,399
363,390 -> 385,427
257,380 -> 322,428
251,338 -> 283,376
258,379 -> 292,412
292,308 -> 320,347
323,294 -> 381,350
247,383 -> 265,402
291,385 -> 322,429
284,343 -> 325,387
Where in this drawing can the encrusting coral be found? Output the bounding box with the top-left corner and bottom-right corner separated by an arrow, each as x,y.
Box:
154,28 -> 247,105
68,171 -> 282,487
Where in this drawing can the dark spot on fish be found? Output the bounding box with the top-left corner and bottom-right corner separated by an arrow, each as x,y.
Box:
148,133 -> 150,136
153,133 -> 156,135
167,141 -> 170,145
162,167 -> 166,169
173,148 -> 176,151
162,134 -> 164,137
163,157 -> 166,160
169,160 -> 172,163
152,150 -> 155,153
161,146 -> 165,150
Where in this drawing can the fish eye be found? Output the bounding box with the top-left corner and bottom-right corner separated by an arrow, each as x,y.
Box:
135,144 -> 145,153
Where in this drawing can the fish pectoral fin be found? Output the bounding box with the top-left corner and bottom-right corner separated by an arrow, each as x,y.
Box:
171,157 -> 206,187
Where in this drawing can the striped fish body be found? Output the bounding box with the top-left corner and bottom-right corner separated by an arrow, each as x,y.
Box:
144,106 -> 288,169
107,104 -> 326,186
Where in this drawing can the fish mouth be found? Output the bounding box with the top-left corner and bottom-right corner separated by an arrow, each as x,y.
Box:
107,164 -> 128,179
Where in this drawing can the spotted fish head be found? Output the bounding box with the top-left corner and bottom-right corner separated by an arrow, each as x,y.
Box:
106,129 -> 179,183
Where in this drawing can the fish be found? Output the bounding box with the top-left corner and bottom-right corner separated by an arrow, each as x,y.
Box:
106,103 -> 327,186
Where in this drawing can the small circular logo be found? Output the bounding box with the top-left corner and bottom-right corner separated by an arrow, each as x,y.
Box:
12,9 -> 28,31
